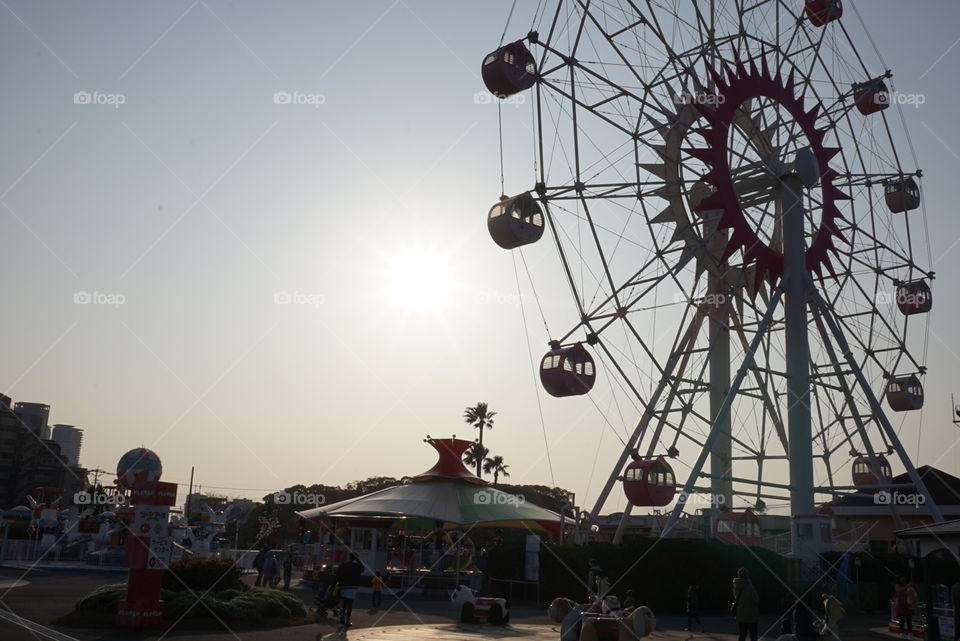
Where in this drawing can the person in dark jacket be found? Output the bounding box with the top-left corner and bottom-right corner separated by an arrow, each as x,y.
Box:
951,582 -> 960,641
282,549 -> 294,590
252,546 -> 268,587
335,555 -> 364,627
732,568 -> 760,641
793,594 -> 818,641
685,584 -> 704,632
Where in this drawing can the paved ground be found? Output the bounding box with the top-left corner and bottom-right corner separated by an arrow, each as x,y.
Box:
0,568 -> 904,641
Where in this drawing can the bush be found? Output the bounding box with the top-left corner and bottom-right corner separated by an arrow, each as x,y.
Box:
74,583 -> 126,614
164,592 -> 233,620
227,596 -> 265,622
163,557 -> 243,592
244,587 -> 306,617
62,573 -> 309,628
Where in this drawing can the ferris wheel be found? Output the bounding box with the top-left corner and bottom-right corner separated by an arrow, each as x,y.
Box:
482,0 -> 943,554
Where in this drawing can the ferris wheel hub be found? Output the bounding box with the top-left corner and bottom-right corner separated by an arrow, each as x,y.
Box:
688,55 -> 848,292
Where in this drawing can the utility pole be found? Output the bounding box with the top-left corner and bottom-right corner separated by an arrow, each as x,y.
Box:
186,466 -> 195,523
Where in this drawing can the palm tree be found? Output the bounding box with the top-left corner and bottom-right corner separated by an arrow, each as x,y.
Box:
464,402 -> 497,477
463,443 -> 489,473
483,455 -> 510,484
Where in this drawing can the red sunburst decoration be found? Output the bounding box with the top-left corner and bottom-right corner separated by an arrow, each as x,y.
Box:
686,54 -> 849,295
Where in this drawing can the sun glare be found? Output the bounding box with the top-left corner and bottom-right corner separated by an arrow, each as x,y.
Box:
386,250 -> 455,311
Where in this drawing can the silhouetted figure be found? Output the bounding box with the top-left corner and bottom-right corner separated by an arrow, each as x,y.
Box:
371,571 -> 384,608
822,592 -> 845,641
282,549 -> 294,590
587,558 -> 604,598
685,584 -> 703,632
253,546 -> 268,587
896,576 -> 918,639
732,567 -> 760,641
793,595 -> 818,641
336,554 -> 363,627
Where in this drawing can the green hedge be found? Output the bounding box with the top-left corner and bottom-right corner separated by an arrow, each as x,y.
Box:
65,583 -> 307,626
539,538 -> 791,614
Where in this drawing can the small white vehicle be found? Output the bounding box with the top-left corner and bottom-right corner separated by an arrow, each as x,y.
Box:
450,584 -> 510,624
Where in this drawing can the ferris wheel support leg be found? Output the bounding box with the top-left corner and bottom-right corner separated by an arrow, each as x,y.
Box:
587,309 -> 708,529
612,504 -> 634,542
661,284 -> 785,539
781,174 -> 817,557
808,301 -> 907,531
707,221 -> 734,526
808,287 -> 945,523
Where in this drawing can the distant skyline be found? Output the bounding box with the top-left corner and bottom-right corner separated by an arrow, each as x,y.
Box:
2,1 -> 960,513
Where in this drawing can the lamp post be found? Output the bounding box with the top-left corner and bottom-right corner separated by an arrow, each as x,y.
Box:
855,556 -> 862,609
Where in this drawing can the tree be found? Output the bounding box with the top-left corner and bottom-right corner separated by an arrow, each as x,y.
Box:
464,402 -> 497,477
463,443 -> 489,473
483,455 -> 510,484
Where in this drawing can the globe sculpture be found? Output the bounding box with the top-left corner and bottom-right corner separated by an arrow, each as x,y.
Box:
116,447 -> 163,489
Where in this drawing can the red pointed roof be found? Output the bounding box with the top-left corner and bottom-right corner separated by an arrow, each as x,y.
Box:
412,437 -> 487,485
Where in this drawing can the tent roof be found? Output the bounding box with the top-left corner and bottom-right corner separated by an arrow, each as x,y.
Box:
294,438 -> 559,531
296,479 -> 560,532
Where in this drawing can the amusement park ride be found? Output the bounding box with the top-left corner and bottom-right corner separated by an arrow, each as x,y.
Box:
483,0 -> 941,558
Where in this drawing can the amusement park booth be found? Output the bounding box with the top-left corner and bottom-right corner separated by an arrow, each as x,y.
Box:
893,520 -> 960,641
296,437 -> 560,595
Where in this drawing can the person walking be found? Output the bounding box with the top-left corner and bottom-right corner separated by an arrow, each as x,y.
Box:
282,549 -> 294,590
897,576 -> 918,639
793,595 -> 818,641
588,558 -> 604,599
950,581 -> 960,641
822,592 -> 846,641
732,567 -> 760,641
253,546 -> 267,587
371,571 -> 384,608
685,584 -> 704,632
336,554 -> 364,627
263,550 -> 280,589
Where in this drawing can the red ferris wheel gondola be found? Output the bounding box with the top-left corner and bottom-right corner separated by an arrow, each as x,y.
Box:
488,192 -> 544,249
539,342 -> 595,397
804,0 -> 842,26
481,40 -> 537,98
852,454 -> 892,486
622,456 -> 676,507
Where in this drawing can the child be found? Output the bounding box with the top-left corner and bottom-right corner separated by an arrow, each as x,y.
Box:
371,570 -> 384,608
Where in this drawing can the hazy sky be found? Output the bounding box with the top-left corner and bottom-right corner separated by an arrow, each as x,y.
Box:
2,1 -> 960,515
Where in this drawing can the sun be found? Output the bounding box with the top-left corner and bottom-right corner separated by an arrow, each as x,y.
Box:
385,249 -> 455,312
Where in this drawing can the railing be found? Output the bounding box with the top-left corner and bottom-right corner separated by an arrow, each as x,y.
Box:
0,539 -> 122,568
830,523 -> 870,552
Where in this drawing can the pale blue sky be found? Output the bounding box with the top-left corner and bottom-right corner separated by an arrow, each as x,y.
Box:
2,1 -> 960,513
